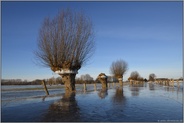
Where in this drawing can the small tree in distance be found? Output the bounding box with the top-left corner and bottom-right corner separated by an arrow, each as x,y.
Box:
80,74 -> 94,83
110,59 -> 128,86
128,71 -> 144,81
149,73 -> 156,82
129,71 -> 140,80
35,9 -> 95,92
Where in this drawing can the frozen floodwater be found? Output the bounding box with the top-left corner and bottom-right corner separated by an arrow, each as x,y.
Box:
1,82 -> 183,122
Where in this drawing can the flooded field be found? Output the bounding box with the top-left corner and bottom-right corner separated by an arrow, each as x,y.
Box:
1,82 -> 183,122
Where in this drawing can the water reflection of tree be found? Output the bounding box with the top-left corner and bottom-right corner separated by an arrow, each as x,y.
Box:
42,91 -> 80,122
112,87 -> 126,104
129,83 -> 145,96
129,86 -> 140,96
98,89 -> 108,99
148,83 -> 155,90
164,86 -> 174,92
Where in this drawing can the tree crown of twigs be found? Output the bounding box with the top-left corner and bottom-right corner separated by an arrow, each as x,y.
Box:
35,9 -> 95,72
110,59 -> 128,78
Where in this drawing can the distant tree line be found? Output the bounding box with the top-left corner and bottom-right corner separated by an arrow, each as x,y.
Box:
1,74 -> 120,85
1,79 -> 43,85
2,74 -> 181,85
1,78 -> 63,85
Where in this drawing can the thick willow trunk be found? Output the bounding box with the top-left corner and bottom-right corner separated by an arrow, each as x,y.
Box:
98,73 -> 108,90
101,80 -> 107,89
56,68 -> 78,92
60,74 -> 76,92
118,78 -> 123,86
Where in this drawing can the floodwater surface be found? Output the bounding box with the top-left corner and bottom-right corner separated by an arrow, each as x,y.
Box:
1,82 -> 183,122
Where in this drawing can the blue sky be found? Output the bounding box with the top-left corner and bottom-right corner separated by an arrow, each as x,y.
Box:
2,1 -> 183,81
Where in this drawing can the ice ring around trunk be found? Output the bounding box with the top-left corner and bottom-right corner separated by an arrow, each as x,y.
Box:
100,75 -> 107,79
55,69 -> 78,74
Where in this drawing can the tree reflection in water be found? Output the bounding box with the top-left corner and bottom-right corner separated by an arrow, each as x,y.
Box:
112,87 -> 126,104
42,91 -> 80,122
129,84 -> 144,96
98,89 -> 108,99
148,83 -> 155,90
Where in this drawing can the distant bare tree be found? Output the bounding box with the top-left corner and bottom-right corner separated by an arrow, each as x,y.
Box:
48,77 -> 56,85
110,59 -> 128,86
80,74 -> 93,81
137,76 -> 144,81
35,9 -> 95,91
149,73 -> 156,82
56,77 -> 63,85
128,71 -> 140,80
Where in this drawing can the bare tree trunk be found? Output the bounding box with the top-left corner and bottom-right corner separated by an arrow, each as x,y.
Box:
101,80 -> 108,89
172,80 -> 174,87
108,83 -> 110,88
98,78 -> 107,89
177,80 -> 180,88
83,83 -> 87,91
118,78 -> 123,86
60,74 -> 76,91
94,83 -> 97,91
98,73 -> 108,90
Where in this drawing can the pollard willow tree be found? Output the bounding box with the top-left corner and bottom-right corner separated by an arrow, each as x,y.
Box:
97,73 -> 108,90
35,9 -> 95,92
110,59 -> 128,86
